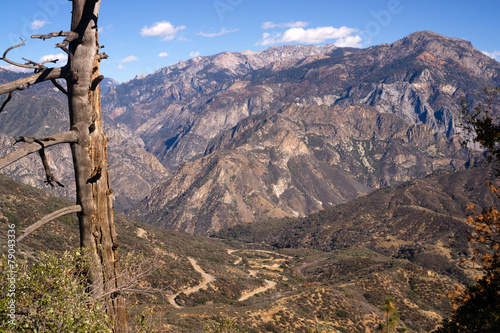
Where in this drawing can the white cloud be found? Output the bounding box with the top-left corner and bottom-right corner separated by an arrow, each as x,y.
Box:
482,50 -> 500,61
258,32 -> 281,46
31,19 -> 49,30
121,55 -> 139,63
118,64 -> 126,70
189,51 -> 200,57
261,21 -> 308,30
141,21 -> 186,41
334,35 -> 363,48
257,26 -> 361,46
39,53 -> 68,64
158,52 -> 169,57
197,27 -> 239,38
281,26 -> 356,43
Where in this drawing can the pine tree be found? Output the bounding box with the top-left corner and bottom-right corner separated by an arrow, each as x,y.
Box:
378,296 -> 400,333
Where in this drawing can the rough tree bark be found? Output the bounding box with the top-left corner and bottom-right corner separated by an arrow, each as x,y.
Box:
0,1 -> 127,332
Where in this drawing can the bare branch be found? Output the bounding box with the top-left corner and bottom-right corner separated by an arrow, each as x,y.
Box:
31,31 -> 77,41
51,79 -> 68,95
1,38 -> 55,71
1,34 -> 74,73
13,135 -> 55,145
22,57 -> 58,69
33,31 -> 78,51
32,31 -> 79,62
18,205 -> 82,242
0,91 -> 13,113
57,35 -> 79,52
0,66 -> 67,96
34,138 -> 64,187
0,38 -> 40,70
2,38 -> 25,54
96,52 -> 108,62
0,131 -> 78,169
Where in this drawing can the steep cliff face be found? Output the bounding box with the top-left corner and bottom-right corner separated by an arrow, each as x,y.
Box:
131,103 -> 474,234
339,31 -> 500,137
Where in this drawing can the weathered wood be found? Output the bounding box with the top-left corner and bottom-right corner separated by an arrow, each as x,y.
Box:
0,67 -> 66,95
0,91 -> 12,113
37,140 -> 64,187
67,1 -> 127,331
17,205 -> 82,242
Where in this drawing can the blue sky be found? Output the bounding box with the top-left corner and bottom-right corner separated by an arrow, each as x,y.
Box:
0,0 -> 499,83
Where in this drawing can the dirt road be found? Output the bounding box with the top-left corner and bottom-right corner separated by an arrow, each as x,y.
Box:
227,249 -> 242,265
167,257 -> 215,308
238,279 -> 277,301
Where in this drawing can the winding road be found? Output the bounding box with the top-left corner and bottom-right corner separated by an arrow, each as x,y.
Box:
227,248 -> 280,301
227,249 -> 243,265
167,257 -> 215,308
238,279 -> 277,301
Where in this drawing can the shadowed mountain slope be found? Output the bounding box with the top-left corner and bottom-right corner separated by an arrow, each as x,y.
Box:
216,162 -> 497,283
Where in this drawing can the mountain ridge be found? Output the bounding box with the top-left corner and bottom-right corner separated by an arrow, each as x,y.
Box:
119,30 -> 498,234
104,31 -> 499,172
1,30 -> 499,233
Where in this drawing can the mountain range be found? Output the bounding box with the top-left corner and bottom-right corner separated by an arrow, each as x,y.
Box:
1,30 -> 499,233
0,69 -> 169,209
117,30 -> 499,233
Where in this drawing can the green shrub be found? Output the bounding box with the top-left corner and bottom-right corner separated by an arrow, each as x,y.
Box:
0,250 -> 111,332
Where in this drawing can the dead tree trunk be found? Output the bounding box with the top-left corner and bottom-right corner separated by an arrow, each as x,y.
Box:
67,1 -> 127,331
0,1 -> 127,332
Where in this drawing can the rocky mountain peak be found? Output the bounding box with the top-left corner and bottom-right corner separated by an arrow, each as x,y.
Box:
388,31 -> 497,78
401,30 -> 473,47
